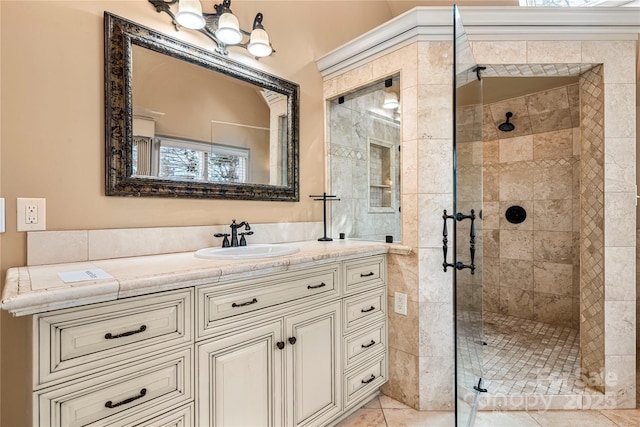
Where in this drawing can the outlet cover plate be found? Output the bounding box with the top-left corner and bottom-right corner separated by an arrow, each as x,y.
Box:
394,291 -> 407,316
17,198 -> 46,232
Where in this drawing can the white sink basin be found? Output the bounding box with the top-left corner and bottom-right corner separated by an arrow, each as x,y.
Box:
194,244 -> 300,260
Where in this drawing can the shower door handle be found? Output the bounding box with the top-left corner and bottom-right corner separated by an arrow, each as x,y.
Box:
442,210 -> 456,272
441,209 -> 476,275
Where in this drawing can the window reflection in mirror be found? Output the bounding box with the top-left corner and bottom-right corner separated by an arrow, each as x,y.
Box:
328,75 -> 401,242
131,44 -> 287,186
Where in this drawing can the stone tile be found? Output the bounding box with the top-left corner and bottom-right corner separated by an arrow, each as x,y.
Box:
27,230 -> 89,266
527,40 -> 581,63
418,139 -> 452,194
417,84 -> 452,140
418,303 -> 453,357
533,199 -> 573,232
484,139 -> 499,164
500,169 -> 533,201
472,41 -> 527,64
600,409 -> 640,427
379,395 -> 411,409
380,348 -> 419,409
530,109 -> 573,135
418,193 -> 452,248
533,261 -> 573,296
604,84 -> 636,139
533,231 -> 574,264
483,107 -> 499,143
604,192 -> 636,247
362,396 -> 381,409
533,292 -> 574,327
533,165 -> 573,200
483,283 -> 500,313
337,63 -> 373,94
526,86 -> 570,115
604,137 -> 636,193
401,193 -> 418,247
604,301 -> 636,355
372,44 -> 417,89
533,128 -> 574,161
500,230 -> 533,261
419,248 -> 451,303
418,356 -> 454,410
483,170 -> 500,202
388,298 -> 419,355
388,252 -> 419,301
382,408 -> 454,427
603,355 -> 636,409
418,41 -> 451,85
499,135 -> 533,163
500,258 -> 533,291
483,201 -> 500,230
529,410 -> 618,426
484,256 -> 500,287
604,247 -> 636,302
475,410 -> 542,427
568,85 -> 580,128
402,85 -> 418,141
500,287 -> 534,319
334,408 -> 387,427
582,40 -> 637,84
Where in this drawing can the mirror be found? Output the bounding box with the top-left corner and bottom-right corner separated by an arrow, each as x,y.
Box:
105,12 -> 299,200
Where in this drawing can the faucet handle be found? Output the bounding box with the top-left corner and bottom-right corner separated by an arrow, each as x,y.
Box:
239,231 -> 254,246
214,233 -> 231,248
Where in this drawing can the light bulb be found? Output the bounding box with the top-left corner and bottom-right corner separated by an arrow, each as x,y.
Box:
247,28 -> 272,57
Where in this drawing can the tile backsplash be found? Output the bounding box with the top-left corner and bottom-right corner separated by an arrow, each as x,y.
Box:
27,222 -> 323,266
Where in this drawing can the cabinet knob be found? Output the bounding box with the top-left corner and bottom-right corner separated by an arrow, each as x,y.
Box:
276,341 -> 285,350
288,337 -> 297,345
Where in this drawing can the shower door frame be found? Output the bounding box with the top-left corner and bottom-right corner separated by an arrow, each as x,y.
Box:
452,6 -> 486,426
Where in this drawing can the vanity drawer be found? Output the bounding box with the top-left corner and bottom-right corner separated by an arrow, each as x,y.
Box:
130,403 -> 193,427
344,321 -> 386,371
35,289 -> 193,387
198,264 -> 339,337
343,288 -> 386,334
36,347 -> 193,427
343,256 -> 385,295
344,354 -> 387,409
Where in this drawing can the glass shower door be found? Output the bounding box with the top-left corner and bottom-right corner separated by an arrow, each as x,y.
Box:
452,5 -> 485,427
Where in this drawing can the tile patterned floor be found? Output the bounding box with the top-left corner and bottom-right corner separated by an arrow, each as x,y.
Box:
336,394 -> 640,427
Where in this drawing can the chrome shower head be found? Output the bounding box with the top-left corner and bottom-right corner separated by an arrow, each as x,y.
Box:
498,112 -> 515,132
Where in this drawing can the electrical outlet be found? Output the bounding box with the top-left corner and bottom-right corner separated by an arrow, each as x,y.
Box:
394,292 -> 407,316
17,198 -> 46,232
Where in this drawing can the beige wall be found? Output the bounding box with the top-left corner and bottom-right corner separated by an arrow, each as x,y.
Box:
0,1 -> 393,423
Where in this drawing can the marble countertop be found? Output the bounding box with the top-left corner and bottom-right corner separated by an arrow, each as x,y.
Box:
2,240 -> 411,316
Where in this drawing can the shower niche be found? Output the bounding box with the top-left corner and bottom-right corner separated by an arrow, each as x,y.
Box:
368,137 -> 396,213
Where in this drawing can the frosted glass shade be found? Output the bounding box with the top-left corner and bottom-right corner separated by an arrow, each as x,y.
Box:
382,92 -> 399,109
175,0 -> 206,30
247,28 -> 272,57
215,13 -> 243,44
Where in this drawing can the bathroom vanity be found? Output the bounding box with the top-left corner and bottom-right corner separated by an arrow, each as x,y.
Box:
2,240 -> 394,426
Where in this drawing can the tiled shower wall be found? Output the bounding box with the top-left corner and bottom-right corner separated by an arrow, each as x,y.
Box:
482,83 -> 581,329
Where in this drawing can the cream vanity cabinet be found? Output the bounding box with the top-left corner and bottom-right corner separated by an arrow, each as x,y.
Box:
30,255 -> 387,427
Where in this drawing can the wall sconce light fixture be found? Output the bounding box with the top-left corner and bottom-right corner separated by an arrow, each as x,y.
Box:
382,92 -> 399,109
148,0 -> 274,58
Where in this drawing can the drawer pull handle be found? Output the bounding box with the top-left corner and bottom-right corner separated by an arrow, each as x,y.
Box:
276,341 -> 285,350
307,282 -> 327,290
105,388 -> 147,408
361,374 -> 376,384
232,298 -> 258,308
104,325 -> 147,340
288,337 -> 297,345
361,306 -> 375,313
361,340 -> 376,349
360,272 -> 375,277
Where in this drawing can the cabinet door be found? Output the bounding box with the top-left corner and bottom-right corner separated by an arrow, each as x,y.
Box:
285,301 -> 342,427
197,321 -> 284,427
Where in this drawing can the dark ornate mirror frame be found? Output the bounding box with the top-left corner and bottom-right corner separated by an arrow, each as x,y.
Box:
104,12 -> 299,201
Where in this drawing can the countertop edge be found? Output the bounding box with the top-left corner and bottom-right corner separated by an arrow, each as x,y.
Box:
2,240 -> 393,316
